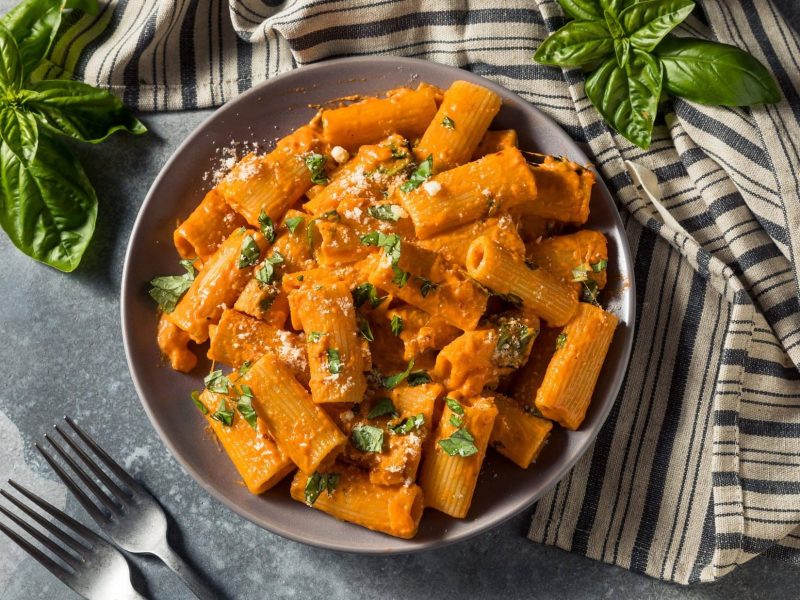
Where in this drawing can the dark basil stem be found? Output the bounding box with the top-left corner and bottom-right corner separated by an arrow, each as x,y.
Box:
534,0 -> 780,149
0,0 -> 146,271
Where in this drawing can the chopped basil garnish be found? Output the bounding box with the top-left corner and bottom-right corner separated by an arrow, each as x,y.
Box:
390,143 -> 408,159
592,259 -> 607,272
258,211 -> 275,243
494,318 -> 535,368
438,428 -> 478,457
357,315 -> 374,342
236,385 -> 258,430
582,280 -> 600,306
571,265 -> 589,282
308,331 -> 323,343
238,361 -> 252,376
400,155 -> 433,193
389,413 -> 424,435
305,153 -> 328,185
555,332 -> 567,350
211,398 -> 234,426
360,231 -> 409,288
255,251 -> 284,285
238,234 -> 261,269
327,348 -> 342,374
352,282 -> 386,309
149,259 -> 197,313
285,216 -> 304,234
367,397 -> 397,419
204,370 -> 231,394
350,424 -> 384,453
449,414 -> 463,428
304,472 -> 339,506
390,315 -> 404,336
368,204 -> 403,222
191,391 -> 208,415
381,359 -> 415,389
415,276 -> 438,298
392,265 -> 410,287
407,371 -> 431,386
445,397 -> 464,415
441,116 -> 455,129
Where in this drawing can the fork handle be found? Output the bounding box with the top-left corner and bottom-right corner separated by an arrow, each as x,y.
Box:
151,540 -> 217,600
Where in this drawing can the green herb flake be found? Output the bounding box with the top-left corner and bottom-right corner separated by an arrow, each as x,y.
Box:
304,472 -> 340,506
415,276 -> 438,298
367,204 -> 403,222
449,414 -> 463,428
592,259 -> 608,272
400,155 -> 433,193
407,371 -> 431,386
285,216 -> 304,234
391,265 -> 410,288
204,370 -> 231,394
381,359 -> 415,389
582,279 -> 600,306
308,331 -> 323,343
191,391 -> 208,415
555,332 -> 568,350
149,259 -> 197,313
357,315 -> 374,342
390,143 -> 408,159
238,234 -> 261,269
255,251 -> 284,285
350,424 -> 384,453
352,282 -> 386,309
438,428 -> 478,457
238,361 -> 252,376
389,413 -> 425,435
236,385 -> 258,430
305,153 -> 329,185
211,398 -> 234,426
571,265 -> 589,282
258,210 -> 275,243
494,318 -> 535,368
367,397 -> 397,419
390,315 -> 404,336
441,116 -> 455,129
327,348 -> 342,374
445,397 -> 465,416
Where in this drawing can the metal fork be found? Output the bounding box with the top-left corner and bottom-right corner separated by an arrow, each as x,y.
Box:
0,480 -> 146,600
37,416 -> 216,600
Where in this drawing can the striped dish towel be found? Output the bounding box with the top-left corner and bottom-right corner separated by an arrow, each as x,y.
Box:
46,0 -> 800,584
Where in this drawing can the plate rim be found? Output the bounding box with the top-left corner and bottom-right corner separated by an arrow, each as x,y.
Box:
121,55 -> 636,554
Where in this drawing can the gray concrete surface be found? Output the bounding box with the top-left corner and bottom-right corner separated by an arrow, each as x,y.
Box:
1,3 -> 799,599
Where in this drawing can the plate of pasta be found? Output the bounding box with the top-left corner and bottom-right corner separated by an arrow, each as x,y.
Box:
122,56 -> 635,552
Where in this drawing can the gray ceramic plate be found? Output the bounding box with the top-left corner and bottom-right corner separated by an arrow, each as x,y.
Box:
121,56 -> 635,553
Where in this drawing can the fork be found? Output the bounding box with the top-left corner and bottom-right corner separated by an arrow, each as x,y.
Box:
37,416 -> 216,600
0,480 -> 146,600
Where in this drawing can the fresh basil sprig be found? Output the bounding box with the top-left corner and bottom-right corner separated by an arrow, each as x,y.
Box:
0,0 -> 146,271
534,0 -> 780,149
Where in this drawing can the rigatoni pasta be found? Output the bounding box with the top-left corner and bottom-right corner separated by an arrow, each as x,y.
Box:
149,79 -> 621,539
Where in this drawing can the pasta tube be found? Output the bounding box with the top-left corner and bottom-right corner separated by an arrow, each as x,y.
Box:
525,230 -> 608,298
535,303 -> 618,430
520,156 -> 595,224
417,214 -> 524,268
472,129 -> 518,159
173,188 -> 246,261
466,236 -> 577,326
490,393 -> 553,469
290,466 -> 424,539
156,314 -> 197,373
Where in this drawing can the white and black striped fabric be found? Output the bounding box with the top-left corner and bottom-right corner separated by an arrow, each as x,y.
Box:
45,0 -> 800,583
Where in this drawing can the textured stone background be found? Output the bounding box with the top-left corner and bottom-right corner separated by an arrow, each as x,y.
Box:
1,2 -> 798,599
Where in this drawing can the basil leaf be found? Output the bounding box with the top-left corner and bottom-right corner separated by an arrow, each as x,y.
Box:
238,234 -> 260,268
654,36 -> 781,106
0,24 -> 23,91
390,315 -> 404,336
367,204 -> 402,221
446,397 -> 465,415
26,80 -> 146,143
350,424 -> 384,453
308,331 -> 323,343
556,332 -> 568,350
305,152 -> 328,185
211,398 -> 234,426
389,413 -> 424,435
382,359 -> 415,389
352,282 -> 385,309
592,259 -> 608,271
400,155 -> 432,192
258,210 -> 275,243
255,250 -> 283,284
534,20 -> 614,67
0,105 -> 38,162
441,116 -> 455,129
0,131 -> 97,271
357,315 -> 374,342
326,348 -> 342,374
495,320 -> 535,368
415,276 -> 437,298
585,51 -> 663,149
367,397 -> 397,419
614,37 -> 630,68
619,0 -> 694,52
582,279 -> 601,305
191,391 -> 208,415
558,0 -> 603,20
204,370 -> 231,394
360,231 -> 401,263
438,428 -> 478,457
407,371 -> 431,386
449,414 -> 463,428
238,360 -> 252,376
304,472 -> 339,506
285,216 -> 304,234
604,10 -> 625,39
149,259 -> 196,313
391,264 -> 410,288
236,385 -> 258,430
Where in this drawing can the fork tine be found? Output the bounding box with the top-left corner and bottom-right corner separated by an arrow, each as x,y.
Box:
8,481 -> 104,544
1,489 -> 90,556
63,417 -> 142,490
35,443 -> 110,525
0,504 -> 82,568
54,424 -> 131,504
0,519 -> 73,583
43,434 -> 121,514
